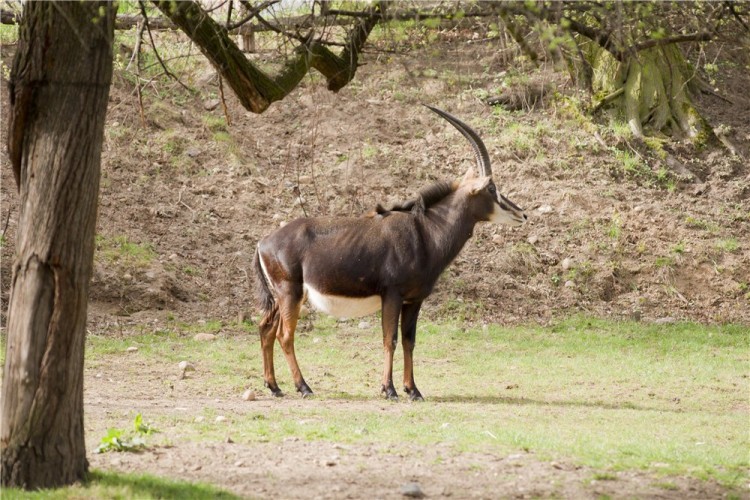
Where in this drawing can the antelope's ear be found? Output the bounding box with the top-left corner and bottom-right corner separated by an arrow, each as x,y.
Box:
469,176 -> 491,195
461,166 -> 476,182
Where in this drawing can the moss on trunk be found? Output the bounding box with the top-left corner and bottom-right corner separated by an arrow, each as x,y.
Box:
585,42 -> 710,142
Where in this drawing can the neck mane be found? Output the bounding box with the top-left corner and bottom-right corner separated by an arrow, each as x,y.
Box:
374,180 -> 456,216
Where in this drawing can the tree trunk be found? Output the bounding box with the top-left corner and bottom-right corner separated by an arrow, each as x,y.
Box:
586,42 -> 709,141
1,2 -> 115,489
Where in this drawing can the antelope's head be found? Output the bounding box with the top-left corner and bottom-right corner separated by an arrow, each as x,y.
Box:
426,105 -> 527,226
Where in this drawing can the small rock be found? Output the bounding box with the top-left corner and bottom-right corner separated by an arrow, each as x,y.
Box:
527,234 -> 539,245
492,234 -> 503,244
225,436 -> 234,444
564,280 -> 575,288
126,346 -> 138,353
179,361 -> 195,372
194,333 -> 216,341
401,482 -> 425,498
358,321 -> 371,330
215,415 -> 227,423
536,204 -> 553,214
178,361 -> 195,380
186,147 -> 201,158
203,98 -> 221,111
561,258 -> 573,271
234,460 -> 245,467
242,389 -> 256,401
195,416 -> 205,423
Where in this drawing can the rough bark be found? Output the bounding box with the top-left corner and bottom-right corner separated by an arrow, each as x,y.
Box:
152,0 -> 384,113
1,2 -> 115,489
586,43 -> 708,140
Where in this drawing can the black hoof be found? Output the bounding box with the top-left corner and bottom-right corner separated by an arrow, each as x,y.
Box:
405,387 -> 424,402
297,381 -> 314,398
382,384 -> 399,401
265,381 -> 284,397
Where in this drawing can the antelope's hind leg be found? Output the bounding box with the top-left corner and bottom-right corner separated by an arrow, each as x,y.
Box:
276,285 -> 314,397
259,303 -> 283,397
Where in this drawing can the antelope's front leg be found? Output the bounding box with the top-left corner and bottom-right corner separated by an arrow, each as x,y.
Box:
401,301 -> 424,401
380,292 -> 402,400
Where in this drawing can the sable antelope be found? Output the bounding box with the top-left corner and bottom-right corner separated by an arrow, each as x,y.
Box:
253,105 -> 526,400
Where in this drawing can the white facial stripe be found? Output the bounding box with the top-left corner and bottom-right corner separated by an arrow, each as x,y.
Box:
490,200 -> 525,226
304,284 -> 381,319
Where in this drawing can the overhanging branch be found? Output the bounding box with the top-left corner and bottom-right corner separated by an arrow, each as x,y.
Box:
152,0 -> 384,113
633,32 -> 713,52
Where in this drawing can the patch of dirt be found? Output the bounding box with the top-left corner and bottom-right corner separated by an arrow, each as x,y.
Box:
83,356 -> 735,500
89,441 -> 730,499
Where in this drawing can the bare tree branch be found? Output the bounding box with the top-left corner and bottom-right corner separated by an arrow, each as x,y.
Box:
227,0 -> 279,30
139,1 -> 191,92
633,31 -> 712,52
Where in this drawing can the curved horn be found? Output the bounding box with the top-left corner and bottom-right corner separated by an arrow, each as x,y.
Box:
425,105 -> 492,177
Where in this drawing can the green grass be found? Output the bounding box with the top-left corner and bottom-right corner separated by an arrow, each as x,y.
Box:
716,238 -> 740,253
95,235 -> 156,268
1,470 -> 238,499
0,23 -> 18,44
84,316 -> 750,487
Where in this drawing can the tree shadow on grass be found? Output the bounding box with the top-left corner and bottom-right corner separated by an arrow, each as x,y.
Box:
87,470 -> 240,499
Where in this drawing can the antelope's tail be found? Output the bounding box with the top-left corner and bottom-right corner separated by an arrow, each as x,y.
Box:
253,247 -> 275,315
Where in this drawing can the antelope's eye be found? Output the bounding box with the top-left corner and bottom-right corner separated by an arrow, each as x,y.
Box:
488,184 -> 497,195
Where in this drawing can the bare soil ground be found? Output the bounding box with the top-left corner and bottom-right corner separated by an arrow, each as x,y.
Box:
83,352 -> 736,500
1,27 -> 749,499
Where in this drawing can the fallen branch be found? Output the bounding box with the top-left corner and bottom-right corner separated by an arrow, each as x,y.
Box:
591,87 -> 624,114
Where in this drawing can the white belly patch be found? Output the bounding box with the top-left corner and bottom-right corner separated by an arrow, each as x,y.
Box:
304,284 -> 381,319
